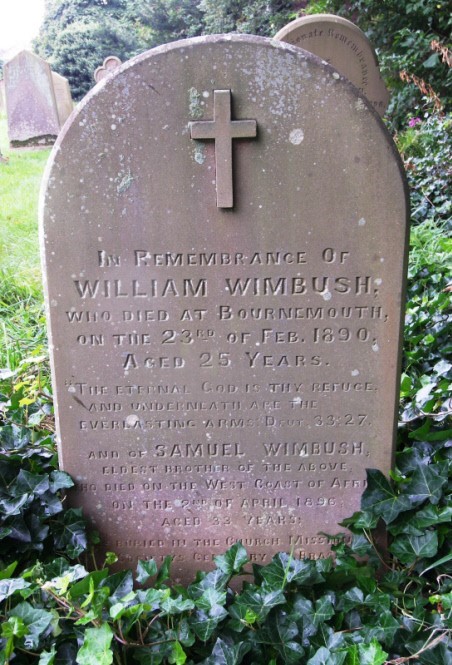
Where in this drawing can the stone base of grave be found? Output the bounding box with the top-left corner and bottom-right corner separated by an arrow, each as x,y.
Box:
10,134 -> 57,149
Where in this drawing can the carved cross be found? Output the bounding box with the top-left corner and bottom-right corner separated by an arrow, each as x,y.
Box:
190,90 -> 257,208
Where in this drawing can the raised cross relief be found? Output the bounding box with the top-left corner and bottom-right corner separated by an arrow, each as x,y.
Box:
190,89 -> 257,208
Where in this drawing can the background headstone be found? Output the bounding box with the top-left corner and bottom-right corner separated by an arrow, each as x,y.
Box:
274,14 -> 390,116
41,35 -> 408,582
94,55 -> 122,83
4,50 -> 60,148
52,72 -> 74,127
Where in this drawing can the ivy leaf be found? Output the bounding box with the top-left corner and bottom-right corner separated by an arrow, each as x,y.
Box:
188,569 -> 229,599
341,510 -> 379,530
52,508 -> 87,557
102,570 -> 133,604
260,553 -> 324,590
196,587 -> 227,618
136,587 -> 170,610
0,424 -> 31,451
406,464 -> 447,506
255,612 -> 304,664
0,577 -> 30,602
76,624 -> 114,665
9,602 -> 54,649
291,595 -> 317,641
0,494 -> 30,517
168,640 -> 186,665
358,640 -> 388,664
0,561 -> 18,580
189,609 -> 224,641
214,542 -> 249,576
1,615 -> 28,640
49,470 -> 74,492
136,558 -> 158,584
155,555 -> 173,586
361,469 -> 412,523
389,531 -> 438,564
312,596 -> 335,627
68,569 -> 109,600
38,646 -> 57,665
44,564 -> 87,594
408,504 -> 452,529
337,587 -> 363,612
11,470 -> 49,497
201,637 -> 251,665
307,646 -> 346,665
230,587 -> 286,623
160,595 -> 195,615
227,597 -> 259,632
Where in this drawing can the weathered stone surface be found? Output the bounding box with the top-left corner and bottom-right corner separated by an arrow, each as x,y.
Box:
40,35 -> 409,582
275,14 -> 390,116
4,50 -> 60,147
52,72 -> 74,127
94,56 -> 122,83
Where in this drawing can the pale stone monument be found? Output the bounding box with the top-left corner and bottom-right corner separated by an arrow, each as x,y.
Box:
40,35 -> 409,582
52,72 -> 74,127
4,50 -> 60,147
94,55 -> 122,83
274,14 -> 390,116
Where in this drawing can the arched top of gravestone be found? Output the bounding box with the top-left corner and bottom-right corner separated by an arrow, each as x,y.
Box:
94,55 -> 122,83
274,14 -> 389,116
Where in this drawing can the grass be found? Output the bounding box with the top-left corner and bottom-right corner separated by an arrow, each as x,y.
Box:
409,218 -> 452,278
0,113 -> 50,370
0,113 -> 50,290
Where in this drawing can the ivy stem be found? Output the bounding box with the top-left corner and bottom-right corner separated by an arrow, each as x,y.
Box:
363,529 -> 392,570
386,629 -> 449,663
141,611 -> 163,642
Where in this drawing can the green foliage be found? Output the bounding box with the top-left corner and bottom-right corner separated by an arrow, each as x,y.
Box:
198,0 -> 295,37
34,0 -> 151,99
318,0 -> 451,130
397,113 -> 451,228
131,0 -> 204,44
34,0 -> 296,99
0,443 -> 450,663
0,374 -> 88,569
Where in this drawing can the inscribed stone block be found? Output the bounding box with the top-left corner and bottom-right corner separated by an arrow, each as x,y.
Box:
275,14 -> 390,116
41,35 -> 409,582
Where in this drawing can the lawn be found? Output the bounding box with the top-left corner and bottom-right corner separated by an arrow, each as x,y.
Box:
0,113 -> 50,370
0,112 -> 50,291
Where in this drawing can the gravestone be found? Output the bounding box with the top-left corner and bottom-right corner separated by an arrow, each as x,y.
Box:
40,35 -> 409,582
94,56 -> 122,83
4,50 -> 60,148
52,72 -> 74,127
274,14 -> 390,116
